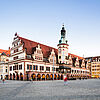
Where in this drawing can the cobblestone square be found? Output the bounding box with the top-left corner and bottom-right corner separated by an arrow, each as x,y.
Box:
0,79 -> 100,100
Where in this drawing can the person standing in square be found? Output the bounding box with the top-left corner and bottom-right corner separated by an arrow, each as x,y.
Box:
64,75 -> 67,85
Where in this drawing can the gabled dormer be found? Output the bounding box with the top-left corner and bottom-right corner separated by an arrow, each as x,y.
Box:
32,44 -> 43,61
68,55 -> 72,65
72,57 -> 76,67
81,59 -> 85,68
75,57 -> 79,67
10,33 -> 24,55
12,33 -> 19,49
48,49 -> 56,63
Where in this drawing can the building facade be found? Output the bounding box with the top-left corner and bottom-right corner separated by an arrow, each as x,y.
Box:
0,49 -> 10,80
8,26 -> 90,81
85,56 -> 100,78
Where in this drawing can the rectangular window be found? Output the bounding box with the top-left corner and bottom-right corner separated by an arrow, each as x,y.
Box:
36,65 -> 38,70
27,64 -> 29,70
59,56 -> 61,59
19,65 -> 22,70
33,65 -> 35,70
6,69 -> 7,72
13,56 -> 18,60
16,56 -> 18,59
16,49 -> 18,52
16,65 -> 18,70
52,67 -> 55,71
46,67 -> 50,71
10,66 -> 12,71
42,66 -> 44,70
40,66 -> 42,70
13,57 -> 15,60
13,66 -> 16,70
15,65 -> 16,70
30,65 -> 32,70
40,66 -> 44,70
27,55 -> 31,59
14,49 -> 18,53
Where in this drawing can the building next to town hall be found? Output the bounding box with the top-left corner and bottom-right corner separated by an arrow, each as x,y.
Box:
0,49 -> 10,80
8,25 -> 90,81
85,56 -> 100,79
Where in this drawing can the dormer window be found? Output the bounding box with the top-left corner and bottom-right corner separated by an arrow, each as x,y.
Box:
37,50 -> 41,54
48,49 -> 56,63
26,55 -> 31,59
32,45 -> 43,61
79,59 -> 82,68
14,49 -> 18,53
14,44 -> 15,47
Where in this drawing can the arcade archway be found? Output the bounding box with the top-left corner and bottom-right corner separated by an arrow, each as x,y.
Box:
20,73 -> 23,80
31,73 -> 36,81
13,73 -> 15,80
46,74 -> 50,80
37,73 -> 41,81
42,74 -> 45,80
10,73 -> 12,80
16,73 -> 19,80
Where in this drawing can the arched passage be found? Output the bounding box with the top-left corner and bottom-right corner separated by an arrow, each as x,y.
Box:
46,74 -> 50,80
10,73 -> 12,80
5,75 -> 8,80
20,73 -> 23,80
31,73 -> 36,81
37,73 -> 41,81
54,74 -> 57,80
50,74 -> 53,80
16,73 -> 19,80
61,74 -> 63,80
1,75 -> 3,80
57,74 -> 60,80
13,73 -> 15,80
42,74 -> 45,80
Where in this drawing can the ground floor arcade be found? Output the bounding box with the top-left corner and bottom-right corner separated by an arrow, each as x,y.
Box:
9,72 -> 64,81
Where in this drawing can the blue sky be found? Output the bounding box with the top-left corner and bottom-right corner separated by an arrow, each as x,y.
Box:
0,0 -> 100,57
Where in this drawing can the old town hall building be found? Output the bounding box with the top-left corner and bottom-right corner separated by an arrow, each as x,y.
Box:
8,25 -> 90,80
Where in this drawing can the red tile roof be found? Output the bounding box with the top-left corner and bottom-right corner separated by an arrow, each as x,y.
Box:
0,49 -> 10,56
19,36 -> 58,58
68,53 -> 83,59
18,36 -> 83,60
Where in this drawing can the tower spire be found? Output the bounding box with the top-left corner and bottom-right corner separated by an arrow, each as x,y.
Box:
62,23 -> 64,27
59,24 -> 68,44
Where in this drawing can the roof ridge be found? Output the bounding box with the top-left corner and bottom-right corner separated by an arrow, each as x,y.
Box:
0,49 -> 8,51
68,53 -> 83,59
19,36 -> 57,50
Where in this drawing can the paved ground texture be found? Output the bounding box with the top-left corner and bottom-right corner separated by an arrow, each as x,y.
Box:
0,79 -> 100,100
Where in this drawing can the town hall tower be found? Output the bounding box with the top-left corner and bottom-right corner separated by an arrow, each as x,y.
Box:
57,25 -> 69,64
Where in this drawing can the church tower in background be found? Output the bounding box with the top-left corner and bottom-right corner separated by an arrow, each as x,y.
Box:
57,25 -> 69,64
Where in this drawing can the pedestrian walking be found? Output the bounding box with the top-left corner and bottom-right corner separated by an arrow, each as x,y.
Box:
64,76 -> 67,85
2,79 -> 5,84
